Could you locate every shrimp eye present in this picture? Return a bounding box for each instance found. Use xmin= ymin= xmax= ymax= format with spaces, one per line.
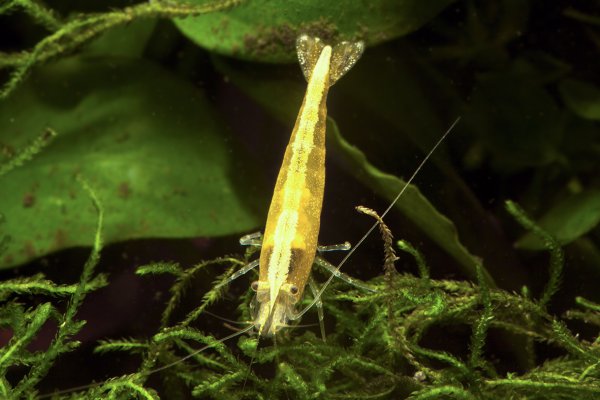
xmin=289 ymin=285 xmax=299 ymax=295
xmin=251 ymin=281 xmax=259 ymax=291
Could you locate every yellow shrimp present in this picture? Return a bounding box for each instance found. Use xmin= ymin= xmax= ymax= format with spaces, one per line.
xmin=249 ymin=34 xmax=364 ymax=336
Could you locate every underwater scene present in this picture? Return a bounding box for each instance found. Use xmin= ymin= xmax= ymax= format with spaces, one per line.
xmin=0 ymin=0 xmax=599 ymax=399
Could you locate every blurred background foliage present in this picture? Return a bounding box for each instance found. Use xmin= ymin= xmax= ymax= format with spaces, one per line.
xmin=0 ymin=0 xmax=599 ymax=398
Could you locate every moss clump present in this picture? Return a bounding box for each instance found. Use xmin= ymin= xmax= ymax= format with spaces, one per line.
xmin=2 ymin=198 xmax=598 ymax=399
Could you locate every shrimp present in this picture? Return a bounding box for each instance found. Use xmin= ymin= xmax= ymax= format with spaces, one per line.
xmin=236 ymin=34 xmax=365 ymax=337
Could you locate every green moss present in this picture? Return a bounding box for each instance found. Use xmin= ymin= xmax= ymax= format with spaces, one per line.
xmin=3 ymin=199 xmax=598 ymax=399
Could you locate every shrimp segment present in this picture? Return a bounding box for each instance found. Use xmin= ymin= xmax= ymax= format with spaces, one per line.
xmin=253 ymin=35 xmax=364 ymax=336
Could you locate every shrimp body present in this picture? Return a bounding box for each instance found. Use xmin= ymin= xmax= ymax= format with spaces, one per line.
xmin=253 ymin=36 xmax=364 ymax=336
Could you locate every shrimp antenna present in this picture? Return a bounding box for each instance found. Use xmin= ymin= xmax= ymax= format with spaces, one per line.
xmin=292 ymin=116 xmax=461 ymax=320
xmin=38 ymin=324 xmax=255 ymax=399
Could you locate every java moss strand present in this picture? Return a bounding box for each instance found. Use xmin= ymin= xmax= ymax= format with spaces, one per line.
xmin=576 ymin=296 xmax=600 ymax=312
xmin=0 ymin=128 xmax=56 ymax=178
xmin=0 ymin=0 xmax=61 ymax=31
xmin=409 ymin=385 xmax=477 ymax=400
xmin=469 ymin=263 xmax=493 ymax=370
xmin=505 ymin=200 xmax=564 ymax=309
xmin=397 ymin=240 xmax=430 ymax=281
xmin=0 ymin=273 xmax=107 ymax=299
xmin=486 ymin=378 xmax=600 ymax=395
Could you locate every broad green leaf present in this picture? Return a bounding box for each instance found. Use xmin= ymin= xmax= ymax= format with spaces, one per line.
xmin=559 ymin=78 xmax=600 ymax=121
xmin=212 ymin=56 xmax=490 ymax=284
xmin=516 ymin=190 xmax=600 ymax=250
xmin=173 ymin=0 xmax=456 ymax=62
xmin=0 ymin=56 xmax=263 ymax=269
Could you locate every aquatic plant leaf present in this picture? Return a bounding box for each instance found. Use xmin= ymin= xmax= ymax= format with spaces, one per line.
xmin=516 ymin=190 xmax=600 ymax=250
xmin=0 ymin=56 xmax=263 ymax=269
xmin=173 ymin=0 xmax=456 ymax=62
xmin=559 ymin=78 xmax=600 ymax=121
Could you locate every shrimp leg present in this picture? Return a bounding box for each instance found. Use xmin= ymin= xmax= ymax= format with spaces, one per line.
xmin=219 ymin=259 xmax=260 ymax=287
xmin=317 ymin=241 xmax=351 ymax=252
xmin=240 ymin=231 xmax=263 ymax=247
xmin=308 ymin=277 xmax=326 ymax=341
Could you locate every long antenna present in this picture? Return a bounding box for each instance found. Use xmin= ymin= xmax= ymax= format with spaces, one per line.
xmin=292 ymin=116 xmax=461 ymax=320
